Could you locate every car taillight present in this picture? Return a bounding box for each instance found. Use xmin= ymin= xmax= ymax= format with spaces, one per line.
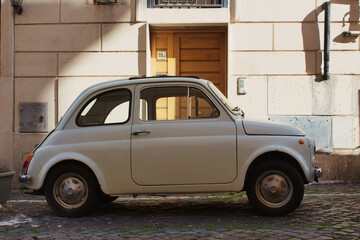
xmin=22 ymin=154 xmax=33 ymax=174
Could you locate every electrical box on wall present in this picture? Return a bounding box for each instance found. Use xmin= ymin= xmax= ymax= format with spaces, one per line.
xmin=237 ymin=77 xmax=246 ymax=95
xmin=19 ymin=102 xmax=48 ymax=133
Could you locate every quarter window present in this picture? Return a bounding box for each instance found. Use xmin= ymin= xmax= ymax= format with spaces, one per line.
xmin=139 ymin=86 xmax=219 ymax=121
xmin=77 ymin=89 xmax=131 ymax=126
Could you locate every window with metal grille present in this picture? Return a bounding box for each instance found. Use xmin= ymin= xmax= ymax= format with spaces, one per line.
xmin=148 ymin=0 xmax=227 ymax=8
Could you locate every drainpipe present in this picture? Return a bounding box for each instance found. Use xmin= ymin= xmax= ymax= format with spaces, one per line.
xmin=323 ymin=2 xmax=331 ymax=80
xmin=10 ymin=2 xmax=16 ymax=133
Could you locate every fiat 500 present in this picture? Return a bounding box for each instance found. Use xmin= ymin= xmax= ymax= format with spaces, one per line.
xmin=19 ymin=76 xmax=321 ymax=217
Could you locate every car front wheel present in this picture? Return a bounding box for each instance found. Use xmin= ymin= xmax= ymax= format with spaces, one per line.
xmin=246 ymin=161 xmax=304 ymax=216
xmin=44 ymin=164 xmax=99 ymax=217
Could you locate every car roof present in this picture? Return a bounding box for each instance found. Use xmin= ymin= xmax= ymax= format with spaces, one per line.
xmin=84 ymin=76 xmax=209 ymax=92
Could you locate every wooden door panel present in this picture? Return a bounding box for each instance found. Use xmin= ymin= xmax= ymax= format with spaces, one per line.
xmin=156 ymin=37 xmax=168 ymax=49
xmin=177 ymin=32 xmax=226 ymax=94
xmin=180 ymin=38 xmax=220 ymax=49
xmin=180 ymin=49 xmax=220 ymax=61
xmin=180 ymin=61 xmax=220 ymax=73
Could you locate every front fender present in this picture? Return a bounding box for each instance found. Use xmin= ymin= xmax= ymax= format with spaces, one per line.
xmin=237 ymin=137 xmax=312 ymax=189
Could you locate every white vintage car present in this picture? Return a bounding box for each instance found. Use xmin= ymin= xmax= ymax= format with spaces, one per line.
xmin=19 ymin=76 xmax=321 ymax=217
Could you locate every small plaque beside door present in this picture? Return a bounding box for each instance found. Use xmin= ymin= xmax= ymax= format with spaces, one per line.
xmin=157 ymin=51 xmax=167 ymax=60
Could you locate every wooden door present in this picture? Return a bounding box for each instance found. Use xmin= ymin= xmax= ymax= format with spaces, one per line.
xmin=151 ymin=30 xmax=227 ymax=95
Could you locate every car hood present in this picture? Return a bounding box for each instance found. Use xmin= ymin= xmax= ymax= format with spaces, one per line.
xmin=242 ymin=119 xmax=305 ymax=136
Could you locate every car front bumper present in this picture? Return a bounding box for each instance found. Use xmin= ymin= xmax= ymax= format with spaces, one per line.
xmin=314 ymin=167 xmax=322 ymax=182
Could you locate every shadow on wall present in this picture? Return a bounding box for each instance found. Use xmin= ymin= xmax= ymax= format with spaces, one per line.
xmin=302 ymin=0 xmax=359 ymax=82
xmin=14 ymin=0 xmax=147 ymax=120
xmin=358 ymin=89 xmax=360 ymax=150
xmin=12 ymin=0 xmax=146 ymax=187
xmin=57 ymin=0 xmax=146 ymax=79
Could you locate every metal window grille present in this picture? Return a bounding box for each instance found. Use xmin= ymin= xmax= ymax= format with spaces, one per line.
xmin=149 ymin=0 xmax=227 ymax=8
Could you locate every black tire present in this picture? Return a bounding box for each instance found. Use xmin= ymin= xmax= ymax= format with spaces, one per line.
xmin=246 ymin=160 xmax=304 ymax=216
xmin=44 ymin=164 xmax=99 ymax=217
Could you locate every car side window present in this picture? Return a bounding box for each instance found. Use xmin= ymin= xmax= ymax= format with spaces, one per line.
xmin=139 ymin=86 xmax=219 ymax=121
xmin=189 ymin=88 xmax=219 ymax=119
xmin=77 ymin=89 xmax=131 ymax=126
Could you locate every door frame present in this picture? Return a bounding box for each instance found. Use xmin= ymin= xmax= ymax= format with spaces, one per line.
xmin=150 ymin=28 xmax=228 ymax=96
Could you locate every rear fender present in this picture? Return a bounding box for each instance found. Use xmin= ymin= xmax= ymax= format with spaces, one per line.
xmin=34 ymin=152 xmax=107 ymax=192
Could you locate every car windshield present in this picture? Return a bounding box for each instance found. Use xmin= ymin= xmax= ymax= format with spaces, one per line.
xmin=208 ymin=82 xmax=243 ymax=117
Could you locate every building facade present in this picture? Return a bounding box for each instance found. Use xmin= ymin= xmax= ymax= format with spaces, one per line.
xmin=1 ymin=0 xmax=359 ymax=186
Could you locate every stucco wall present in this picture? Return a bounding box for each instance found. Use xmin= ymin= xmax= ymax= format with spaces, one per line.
xmin=228 ymin=0 xmax=360 ymax=153
xmin=1 ymin=0 xmax=359 ymax=182
xmin=2 ymin=0 xmax=146 ymax=180
xmin=0 ymin=0 xmax=14 ymax=172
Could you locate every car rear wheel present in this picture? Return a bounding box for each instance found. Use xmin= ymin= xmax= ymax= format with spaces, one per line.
xmin=45 ymin=164 xmax=99 ymax=217
xmin=246 ymin=160 xmax=304 ymax=216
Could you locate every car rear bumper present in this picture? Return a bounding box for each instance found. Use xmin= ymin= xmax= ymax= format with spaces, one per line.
xmin=19 ymin=174 xmax=32 ymax=184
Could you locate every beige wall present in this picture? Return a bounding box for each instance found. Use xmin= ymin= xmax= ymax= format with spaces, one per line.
xmin=228 ymin=0 xmax=360 ymax=152
xmin=0 ymin=1 xmax=14 ymax=171
xmin=1 ymin=0 xmax=145 ymax=180
xmin=1 ymin=0 xmax=360 ymax=181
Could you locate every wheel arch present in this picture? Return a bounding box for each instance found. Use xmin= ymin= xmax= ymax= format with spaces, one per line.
xmin=244 ymin=151 xmax=307 ymax=191
xmin=43 ymin=160 xmax=96 ymax=186
xmin=37 ymin=157 xmax=106 ymax=193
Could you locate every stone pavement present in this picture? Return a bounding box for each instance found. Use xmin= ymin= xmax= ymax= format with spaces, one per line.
xmin=0 ymin=181 xmax=359 ymax=239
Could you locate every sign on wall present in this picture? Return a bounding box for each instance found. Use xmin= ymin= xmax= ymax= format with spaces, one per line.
xmin=157 ymin=51 xmax=167 ymax=60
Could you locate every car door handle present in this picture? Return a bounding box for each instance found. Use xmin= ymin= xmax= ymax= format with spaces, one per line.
xmin=132 ymin=130 xmax=150 ymax=136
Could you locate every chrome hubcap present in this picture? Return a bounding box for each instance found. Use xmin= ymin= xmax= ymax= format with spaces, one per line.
xmin=54 ymin=174 xmax=88 ymax=209
xmin=255 ymin=170 xmax=293 ymax=208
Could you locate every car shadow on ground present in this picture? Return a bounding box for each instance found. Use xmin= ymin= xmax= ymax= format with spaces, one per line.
xmin=97 ymin=198 xmax=252 ymax=215
xmin=87 ymin=198 xmax=284 ymax=226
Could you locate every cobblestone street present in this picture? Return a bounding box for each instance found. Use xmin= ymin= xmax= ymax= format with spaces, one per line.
xmin=0 ymin=182 xmax=359 ymax=239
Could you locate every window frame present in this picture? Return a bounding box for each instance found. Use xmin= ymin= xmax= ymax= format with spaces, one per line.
xmin=138 ymin=85 xmax=220 ymax=122
xmin=76 ymin=88 xmax=132 ymax=127
xmin=147 ymin=0 xmax=227 ymax=8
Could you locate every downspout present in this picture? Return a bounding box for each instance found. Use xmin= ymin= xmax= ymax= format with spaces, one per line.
xmin=323 ymin=2 xmax=331 ymax=80
xmin=11 ymin=4 xmax=15 ymax=133
xmin=11 ymin=3 xmax=16 ymax=172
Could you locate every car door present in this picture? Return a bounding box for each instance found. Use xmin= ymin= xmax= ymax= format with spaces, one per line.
xmin=131 ymin=83 xmax=237 ymax=186
xmin=70 ymin=87 xmax=133 ymax=193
